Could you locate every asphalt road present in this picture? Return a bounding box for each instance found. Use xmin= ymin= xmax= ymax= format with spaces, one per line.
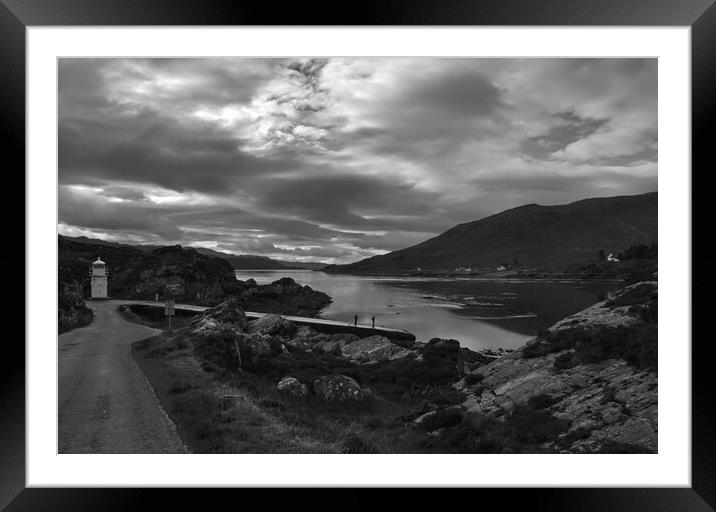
xmin=58 ymin=300 xmax=186 ymax=453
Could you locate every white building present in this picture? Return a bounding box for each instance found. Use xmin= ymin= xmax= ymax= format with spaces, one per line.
xmin=607 ymin=253 xmax=620 ymax=262
xmin=90 ymin=257 xmax=108 ymax=299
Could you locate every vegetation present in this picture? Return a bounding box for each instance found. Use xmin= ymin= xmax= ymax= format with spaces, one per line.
xmin=118 ymin=304 xmax=198 ymax=330
xmin=523 ymin=324 xmax=657 ymax=372
xmin=58 ymin=280 xmax=94 ymax=333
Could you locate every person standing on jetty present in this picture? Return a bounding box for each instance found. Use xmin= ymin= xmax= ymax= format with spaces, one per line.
xmin=371 ymin=315 xmax=376 ymax=328
xmin=354 ymin=314 xmax=358 ymax=326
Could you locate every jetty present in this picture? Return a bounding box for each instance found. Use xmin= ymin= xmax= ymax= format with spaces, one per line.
xmin=123 ymin=300 xmax=416 ymax=342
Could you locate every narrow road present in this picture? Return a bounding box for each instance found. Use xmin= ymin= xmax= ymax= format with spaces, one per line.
xmin=58 ymin=300 xmax=186 ymax=453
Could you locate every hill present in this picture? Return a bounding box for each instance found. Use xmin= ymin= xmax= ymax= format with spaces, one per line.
xmin=57 ymin=236 xmax=332 ymax=331
xmin=58 ymin=235 xmax=242 ymax=304
xmin=192 ymin=248 xmax=326 ymax=270
xmin=325 ymin=192 xmax=657 ymax=274
xmin=59 ymin=236 xmax=326 ymax=270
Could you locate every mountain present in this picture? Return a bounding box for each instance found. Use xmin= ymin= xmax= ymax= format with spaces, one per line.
xmin=58 ymin=236 xmax=326 ymax=270
xmin=325 ymin=192 xmax=657 ymax=274
xmin=192 ymin=248 xmax=327 ymax=270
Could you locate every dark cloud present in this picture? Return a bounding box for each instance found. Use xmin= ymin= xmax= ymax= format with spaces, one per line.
xmin=58 ymin=58 xmax=657 ymax=264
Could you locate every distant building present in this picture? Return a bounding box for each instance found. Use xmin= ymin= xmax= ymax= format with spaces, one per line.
xmin=90 ymin=257 xmax=108 ymax=299
xmin=496 ymin=264 xmax=507 ymax=271
xmin=607 ymin=253 xmax=620 ymax=262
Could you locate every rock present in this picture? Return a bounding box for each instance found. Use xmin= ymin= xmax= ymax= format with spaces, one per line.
xmin=202 ymin=298 xmax=248 ymax=329
xmin=237 ymin=277 xmax=332 ymax=317
xmin=458 ymin=283 xmax=658 ymax=453
xmin=276 ymin=377 xmax=309 ymax=398
xmin=237 ymin=333 xmax=274 ymax=358
xmin=313 ymin=375 xmax=366 ymax=402
xmin=247 ymin=314 xmax=297 ymax=337
xmin=184 ymin=298 xmax=248 ymax=336
xmin=338 ymin=335 xmax=413 ymax=364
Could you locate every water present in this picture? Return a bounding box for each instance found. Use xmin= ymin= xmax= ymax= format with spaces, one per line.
xmin=235 ymin=270 xmax=621 ymax=351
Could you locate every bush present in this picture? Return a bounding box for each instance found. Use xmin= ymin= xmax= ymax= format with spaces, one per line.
xmin=527 ymin=393 xmax=555 ymax=410
xmin=502 ymin=405 xmax=571 ymax=444
xmin=553 ymin=351 xmax=578 ymax=371
xmin=419 ymin=409 xmax=464 ymax=432
xmin=337 ymin=431 xmax=376 ymax=453
xmin=430 ymin=388 xmax=466 ymax=407
xmin=463 ymin=373 xmax=485 ymax=386
xmin=523 ymin=323 xmax=657 ymax=372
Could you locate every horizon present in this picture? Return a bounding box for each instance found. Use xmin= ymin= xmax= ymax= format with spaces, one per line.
xmin=58 ymin=58 xmax=657 ymax=264
xmin=60 ymin=189 xmax=657 ymax=265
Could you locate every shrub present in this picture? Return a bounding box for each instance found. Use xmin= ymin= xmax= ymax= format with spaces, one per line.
xmin=463 ymin=373 xmax=485 ymax=386
xmin=557 ymin=427 xmax=593 ymax=449
xmin=430 ymin=388 xmax=466 ymax=407
xmin=419 ymin=409 xmax=464 ymax=432
xmin=337 ymin=431 xmax=376 ymax=453
xmin=527 ymin=393 xmax=555 ymax=410
xmin=502 ymin=405 xmax=571 ymax=444
xmin=605 ymin=283 xmax=656 ymax=308
xmin=523 ymin=324 xmax=657 ymax=372
xmin=553 ymin=351 xmax=578 ymax=371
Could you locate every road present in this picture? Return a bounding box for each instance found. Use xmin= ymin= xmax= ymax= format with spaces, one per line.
xmin=58 ymin=300 xmax=186 ymax=453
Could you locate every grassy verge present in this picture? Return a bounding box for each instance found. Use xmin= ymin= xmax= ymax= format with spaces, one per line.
xmin=118 ymin=304 xmax=197 ymax=331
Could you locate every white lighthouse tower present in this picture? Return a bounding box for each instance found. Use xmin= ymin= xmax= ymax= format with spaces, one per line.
xmin=90 ymin=257 xmax=108 ymax=299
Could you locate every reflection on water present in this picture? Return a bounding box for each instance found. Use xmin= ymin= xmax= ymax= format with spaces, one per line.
xmin=235 ymin=270 xmax=621 ymax=351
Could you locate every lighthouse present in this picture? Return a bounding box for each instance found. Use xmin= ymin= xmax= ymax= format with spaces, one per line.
xmin=89 ymin=257 xmax=108 ymax=299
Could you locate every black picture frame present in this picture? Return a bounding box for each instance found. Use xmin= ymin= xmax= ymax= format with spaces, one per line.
xmin=3 ymin=0 xmax=712 ymax=509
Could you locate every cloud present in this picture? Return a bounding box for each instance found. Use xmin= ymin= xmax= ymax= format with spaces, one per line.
xmin=58 ymin=57 xmax=657 ymax=264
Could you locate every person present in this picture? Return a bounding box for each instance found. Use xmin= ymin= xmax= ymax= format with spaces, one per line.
xmin=371 ymin=315 xmax=375 ymax=328
xmin=354 ymin=314 xmax=358 ymax=326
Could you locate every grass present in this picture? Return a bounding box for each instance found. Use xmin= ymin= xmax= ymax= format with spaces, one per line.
xmin=118 ymin=304 xmax=197 ymax=330
xmin=417 ymin=397 xmax=572 ymax=453
xmin=524 ymin=324 xmax=657 ymax=373
xmin=128 ymin=305 xmax=649 ymax=453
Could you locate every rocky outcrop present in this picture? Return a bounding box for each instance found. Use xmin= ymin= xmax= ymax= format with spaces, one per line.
xmin=313 ymin=375 xmax=367 ymax=402
xmin=308 ymin=334 xmax=414 ymax=364
xmin=235 ymin=277 xmax=332 ymax=317
xmin=458 ymin=282 xmax=658 ymax=453
xmin=185 ymin=298 xmax=248 ymax=337
xmin=247 ymin=314 xmax=298 ymax=337
xmin=277 ymin=377 xmax=309 ymax=398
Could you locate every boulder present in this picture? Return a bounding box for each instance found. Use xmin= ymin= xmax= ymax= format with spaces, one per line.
xmin=338 ymin=335 xmax=413 ymax=364
xmin=184 ymin=298 xmax=248 ymax=336
xmin=203 ymin=298 xmax=249 ymax=330
xmin=247 ymin=314 xmax=297 ymax=337
xmin=236 ymin=333 xmax=275 ymax=358
xmin=276 ymin=376 xmax=309 ymax=398
xmin=313 ymin=375 xmax=366 ymax=402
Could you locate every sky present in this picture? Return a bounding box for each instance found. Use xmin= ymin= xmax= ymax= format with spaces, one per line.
xmin=58 ymin=58 xmax=657 ymax=264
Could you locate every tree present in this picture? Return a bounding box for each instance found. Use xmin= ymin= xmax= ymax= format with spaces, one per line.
xmin=598 ymin=249 xmax=606 ymax=261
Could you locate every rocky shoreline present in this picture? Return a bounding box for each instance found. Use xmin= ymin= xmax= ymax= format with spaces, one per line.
xmin=129 ymin=279 xmax=657 ymax=453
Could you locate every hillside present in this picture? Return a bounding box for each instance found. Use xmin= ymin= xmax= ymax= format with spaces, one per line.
xmin=58 ymin=235 xmax=242 ymax=304
xmin=130 ymin=280 xmax=657 ymax=453
xmin=193 ymin=248 xmax=326 ymax=270
xmin=60 ymin=236 xmax=326 ymax=270
xmin=325 ymin=192 xmax=657 ymax=274
xmin=58 ymin=235 xmax=332 ymax=323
